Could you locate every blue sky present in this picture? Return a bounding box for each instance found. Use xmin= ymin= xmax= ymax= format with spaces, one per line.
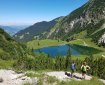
xmin=0 ymin=0 xmax=88 ymax=25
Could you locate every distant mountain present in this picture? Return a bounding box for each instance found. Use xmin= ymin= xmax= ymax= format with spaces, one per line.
xmin=38 ymin=0 xmax=105 ymax=46
xmin=13 ymin=17 xmax=63 ymax=42
xmin=0 ymin=25 xmax=29 ymax=36
xmin=14 ymin=0 xmax=105 ymax=46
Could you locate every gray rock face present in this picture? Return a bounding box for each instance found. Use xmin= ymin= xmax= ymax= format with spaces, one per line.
xmin=0 ymin=70 xmax=38 ymax=85
xmin=99 ymin=33 xmax=105 ymax=44
xmin=43 ymin=0 xmax=105 ymax=44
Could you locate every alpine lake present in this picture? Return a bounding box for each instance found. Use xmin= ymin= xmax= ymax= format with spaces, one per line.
xmin=34 ymin=44 xmax=102 ymax=57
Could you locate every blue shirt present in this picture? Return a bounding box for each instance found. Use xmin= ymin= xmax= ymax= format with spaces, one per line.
xmin=71 ymin=63 xmax=75 ymax=70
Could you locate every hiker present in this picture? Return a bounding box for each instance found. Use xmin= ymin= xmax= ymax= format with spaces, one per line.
xmin=81 ymin=62 xmax=90 ymax=79
xmin=70 ymin=61 xmax=76 ymax=77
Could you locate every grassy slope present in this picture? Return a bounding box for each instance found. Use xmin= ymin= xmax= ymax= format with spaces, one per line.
xmin=0 ymin=28 xmax=34 ymax=69
xmin=0 ymin=49 xmax=4 ymax=54
xmin=27 ymin=39 xmax=67 ymax=49
xmin=0 ymin=59 xmax=14 ymax=69
xmin=58 ymin=78 xmax=103 ymax=85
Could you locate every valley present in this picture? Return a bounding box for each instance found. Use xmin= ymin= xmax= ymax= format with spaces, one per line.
xmin=0 ymin=0 xmax=105 ymax=85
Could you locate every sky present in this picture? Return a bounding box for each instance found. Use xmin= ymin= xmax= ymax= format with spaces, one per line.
xmin=0 ymin=0 xmax=88 ymax=26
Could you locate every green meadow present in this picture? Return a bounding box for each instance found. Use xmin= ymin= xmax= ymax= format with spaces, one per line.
xmin=27 ymin=38 xmax=105 ymax=59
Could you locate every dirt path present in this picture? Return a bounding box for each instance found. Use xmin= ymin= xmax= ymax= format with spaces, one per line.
xmin=46 ymin=71 xmax=92 ymax=81
xmin=46 ymin=71 xmax=105 ymax=84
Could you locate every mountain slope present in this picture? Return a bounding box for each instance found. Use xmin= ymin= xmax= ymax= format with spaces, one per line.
xmin=0 ymin=28 xmax=29 ymax=60
xmin=40 ymin=0 xmax=105 ymax=46
xmin=13 ymin=0 xmax=105 ymax=46
xmin=13 ymin=18 xmax=62 ymax=42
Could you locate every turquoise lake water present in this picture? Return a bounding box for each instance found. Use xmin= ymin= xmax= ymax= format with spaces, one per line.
xmin=35 ymin=44 xmax=80 ymax=57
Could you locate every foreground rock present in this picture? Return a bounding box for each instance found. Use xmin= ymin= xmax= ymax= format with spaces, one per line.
xmin=0 ymin=70 xmax=105 ymax=85
xmin=0 ymin=70 xmax=38 ymax=85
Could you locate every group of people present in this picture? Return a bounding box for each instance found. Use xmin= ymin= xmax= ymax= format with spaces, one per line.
xmin=70 ymin=61 xmax=90 ymax=79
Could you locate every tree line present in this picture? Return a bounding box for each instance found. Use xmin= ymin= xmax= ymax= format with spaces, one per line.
xmin=14 ymin=52 xmax=105 ymax=80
